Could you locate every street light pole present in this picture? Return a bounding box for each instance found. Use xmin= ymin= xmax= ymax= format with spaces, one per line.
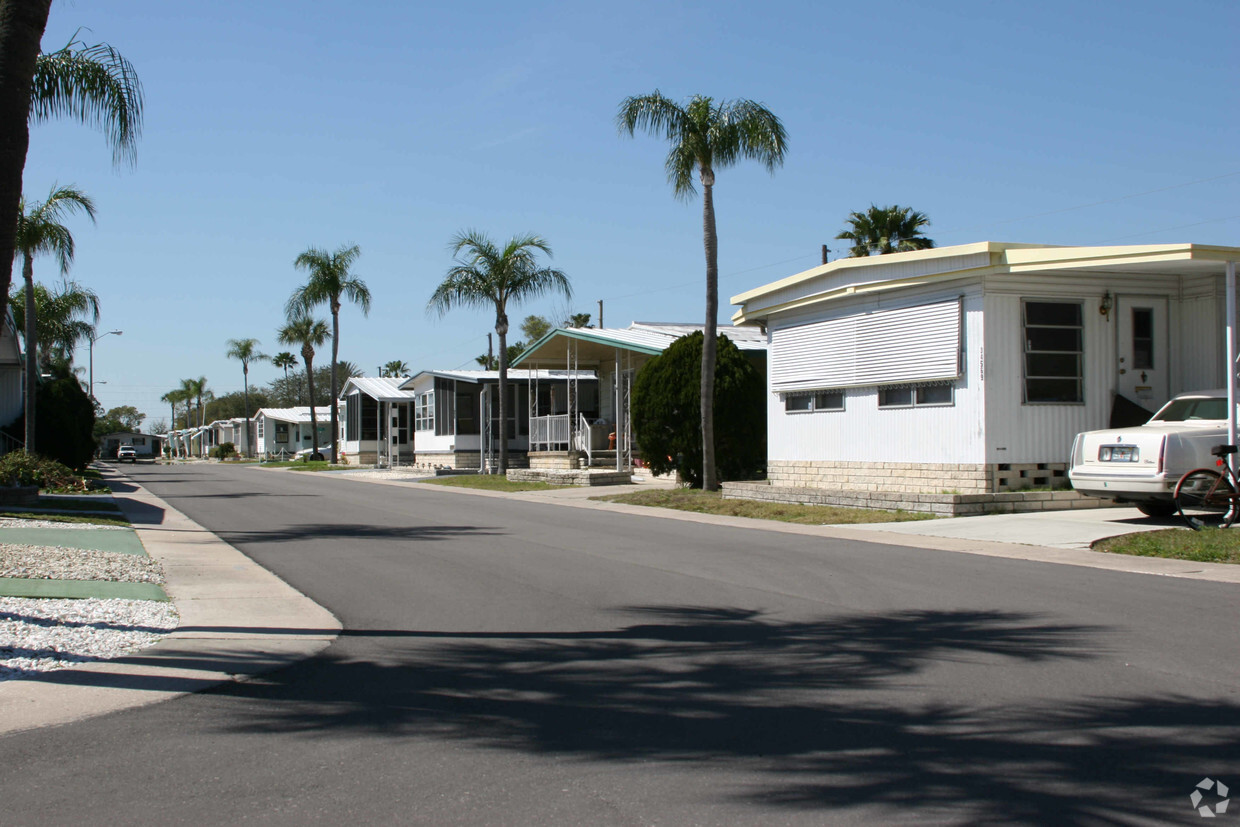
xmin=89 ymin=329 xmax=123 ymax=399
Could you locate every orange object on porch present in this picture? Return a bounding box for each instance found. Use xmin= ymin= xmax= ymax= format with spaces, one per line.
xmin=608 ymin=432 xmax=616 ymax=450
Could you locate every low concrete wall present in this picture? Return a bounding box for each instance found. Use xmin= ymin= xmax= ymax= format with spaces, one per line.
xmin=413 ymin=452 xmax=530 ymax=471
xmin=508 ymin=469 xmax=632 ymax=486
xmin=766 ymin=460 xmax=1071 ymax=494
xmin=528 ymin=451 xmax=583 ymax=470
xmin=722 ymin=481 xmax=1115 ymax=516
xmin=0 ymin=485 xmax=38 ymax=506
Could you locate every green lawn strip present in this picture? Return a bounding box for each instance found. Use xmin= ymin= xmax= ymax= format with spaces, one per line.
xmin=420 ymin=475 xmax=561 ymax=492
xmin=24 ymin=496 xmax=122 ymax=513
xmin=593 ymin=489 xmax=936 ymax=524
xmin=0 ymin=512 xmax=130 ymax=527
xmin=0 ymin=577 xmax=167 ymax=601
xmin=0 ymin=526 xmax=147 ymax=555
xmin=1092 ymin=528 xmax=1240 ymax=564
xmin=260 ymin=461 xmax=351 ymax=471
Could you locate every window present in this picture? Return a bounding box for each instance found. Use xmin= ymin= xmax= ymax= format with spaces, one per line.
xmin=878 ymin=383 xmax=954 ymax=408
xmin=275 ymin=422 xmax=289 ymax=444
xmin=1023 ymin=300 xmax=1083 ymax=403
xmin=784 ymin=390 xmax=845 ymax=413
xmin=415 ymin=391 xmax=435 ymax=431
xmin=257 ymin=418 xmax=264 ymax=440
xmin=1132 ymin=307 xmax=1154 ymax=370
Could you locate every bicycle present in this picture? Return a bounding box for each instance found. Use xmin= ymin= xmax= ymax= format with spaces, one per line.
xmin=1173 ymin=444 xmax=1240 ymax=529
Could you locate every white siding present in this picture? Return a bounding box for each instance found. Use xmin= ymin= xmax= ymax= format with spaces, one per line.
xmin=767 ymin=288 xmax=986 ymax=464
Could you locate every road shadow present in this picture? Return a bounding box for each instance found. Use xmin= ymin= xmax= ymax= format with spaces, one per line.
xmin=190 ymin=605 xmax=1236 ymax=821
xmin=218 ymin=523 xmax=502 ymax=544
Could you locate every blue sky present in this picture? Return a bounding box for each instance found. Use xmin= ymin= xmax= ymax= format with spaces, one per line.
xmin=21 ymin=0 xmax=1239 ymax=425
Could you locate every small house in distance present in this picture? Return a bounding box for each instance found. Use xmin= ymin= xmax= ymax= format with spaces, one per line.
xmin=253 ymin=406 xmax=338 ymax=458
xmin=338 ymin=376 xmax=418 ymax=466
xmin=728 ymin=241 xmax=1240 ymax=510
xmin=399 ymin=369 xmax=596 ymax=471
xmin=98 ymin=431 xmax=163 ymax=458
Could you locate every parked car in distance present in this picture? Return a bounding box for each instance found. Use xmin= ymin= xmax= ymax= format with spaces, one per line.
xmin=1068 ymin=389 xmax=1231 ymax=517
xmin=117 ymin=445 xmax=138 ymax=463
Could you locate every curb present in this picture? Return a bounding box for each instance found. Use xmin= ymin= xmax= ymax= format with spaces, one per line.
xmin=0 ymin=470 xmax=341 ymax=736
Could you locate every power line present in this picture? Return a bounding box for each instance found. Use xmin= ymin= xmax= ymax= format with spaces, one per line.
xmin=1099 ymin=214 xmax=1240 ymax=243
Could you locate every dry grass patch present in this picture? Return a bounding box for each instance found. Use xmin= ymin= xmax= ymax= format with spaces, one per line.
xmin=1093 ymin=528 xmax=1240 ymax=564
xmin=594 ymin=488 xmax=936 ymax=524
xmin=421 ymin=475 xmax=560 ymax=492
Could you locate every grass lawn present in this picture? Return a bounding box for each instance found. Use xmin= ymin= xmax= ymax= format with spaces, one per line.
xmin=594 ymin=488 xmax=936 ymax=524
xmin=1093 ymin=528 xmax=1240 ymax=564
xmin=261 ymin=461 xmax=351 ymax=471
xmin=421 ymin=474 xmax=560 ymax=492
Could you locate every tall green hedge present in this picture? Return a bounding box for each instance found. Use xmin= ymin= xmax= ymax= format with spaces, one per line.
xmin=35 ymin=373 xmax=97 ymax=471
xmin=632 ymin=331 xmax=765 ymax=488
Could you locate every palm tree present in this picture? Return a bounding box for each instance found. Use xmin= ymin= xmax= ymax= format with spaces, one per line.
xmin=160 ymin=387 xmax=190 ymax=456
xmin=272 ymin=351 xmax=296 ymax=380
xmin=287 ymin=244 xmax=370 ymax=463
xmin=14 ymin=184 xmax=96 ymax=452
xmin=835 ymin=205 xmax=934 ymax=257
xmin=277 ymin=311 xmax=329 ymax=460
xmin=226 ymin=338 xmax=267 ymax=458
xmin=382 ymin=360 xmax=409 ymax=378
xmin=1 ymin=26 xmax=143 ymax=321
xmin=618 ymin=91 xmax=787 ymax=489
xmin=565 ymin=312 xmax=592 ymax=328
xmin=10 ymin=278 xmax=100 ymax=368
xmin=181 ymin=376 xmax=211 ymax=455
xmin=429 ymin=231 xmax=571 ymax=474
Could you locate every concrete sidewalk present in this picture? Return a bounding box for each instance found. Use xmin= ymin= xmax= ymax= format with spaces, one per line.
xmin=0 ymin=470 xmax=340 ymax=736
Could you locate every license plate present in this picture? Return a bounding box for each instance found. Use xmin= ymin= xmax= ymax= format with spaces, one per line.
xmin=1099 ymin=445 xmax=1138 ymax=462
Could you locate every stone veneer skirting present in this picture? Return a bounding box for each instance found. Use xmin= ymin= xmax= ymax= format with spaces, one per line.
xmin=507 ymin=468 xmax=633 ymax=486
xmin=722 ymin=480 xmax=1114 ymax=517
xmin=767 ymin=460 xmax=1070 ymax=494
xmin=412 ymin=451 xmax=529 ymax=471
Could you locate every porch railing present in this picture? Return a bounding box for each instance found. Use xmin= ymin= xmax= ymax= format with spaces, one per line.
xmin=530 ymin=413 xmax=571 ymax=451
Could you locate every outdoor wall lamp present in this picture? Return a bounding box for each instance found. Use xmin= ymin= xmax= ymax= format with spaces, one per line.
xmin=1099 ymin=290 xmax=1113 ymax=320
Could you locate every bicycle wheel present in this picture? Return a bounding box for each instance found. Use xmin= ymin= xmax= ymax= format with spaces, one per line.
xmin=1174 ymin=469 xmax=1237 ymax=530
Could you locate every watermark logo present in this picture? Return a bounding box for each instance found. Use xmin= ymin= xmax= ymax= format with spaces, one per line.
xmin=1190 ymin=778 xmax=1230 ymax=818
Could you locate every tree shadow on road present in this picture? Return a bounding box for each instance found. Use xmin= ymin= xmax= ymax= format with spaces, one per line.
xmin=217 ymin=523 xmax=502 ymax=544
xmin=202 ymin=605 xmax=1235 ymax=821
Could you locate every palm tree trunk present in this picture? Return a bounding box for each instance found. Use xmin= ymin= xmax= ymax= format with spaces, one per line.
xmin=242 ymin=365 xmax=251 ymax=458
xmin=304 ymin=350 xmax=319 ymax=459
xmin=700 ymin=172 xmax=719 ymax=491
xmin=329 ymin=308 xmax=339 ymax=463
xmin=21 ymin=253 xmax=35 ymax=452
xmin=497 ymin=321 xmax=509 ymax=474
xmin=0 ymin=0 xmax=52 ymax=320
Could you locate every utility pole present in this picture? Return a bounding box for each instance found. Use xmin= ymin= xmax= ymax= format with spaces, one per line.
xmin=598 ymin=299 xmax=604 ymax=330
xmin=821 ymin=244 xmax=831 ymax=265
xmin=486 ymin=333 xmax=493 ymax=369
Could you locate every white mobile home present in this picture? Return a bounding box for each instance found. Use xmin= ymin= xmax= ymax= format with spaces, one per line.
xmin=339 ymin=376 xmax=418 ymax=466
xmin=730 ymin=241 xmax=1240 ymax=495
xmin=253 ymin=406 xmax=338 ymax=458
xmin=209 ymin=417 xmax=257 ymax=456
xmin=400 ymin=369 xmax=595 ymax=471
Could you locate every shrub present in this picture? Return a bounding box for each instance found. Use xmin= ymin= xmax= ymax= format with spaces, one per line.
xmin=211 ymin=442 xmax=237 ymax=460
xmin=632 ymin=331 xmax=765 ymax=488
xmin=35 ymin=372 xmax=97 ymax=471
xmin=0 ymin=452 xmax=87 ymax=491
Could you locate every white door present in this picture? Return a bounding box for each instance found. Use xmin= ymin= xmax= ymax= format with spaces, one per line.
xmin=1115 ymin=296 xmax=1169 ymax=413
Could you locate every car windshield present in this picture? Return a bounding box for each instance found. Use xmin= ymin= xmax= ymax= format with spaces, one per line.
xmin=1150 ymin=397 xmax=1227 ymax=422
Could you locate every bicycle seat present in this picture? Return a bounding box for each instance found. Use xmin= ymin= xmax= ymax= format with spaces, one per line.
xmin=1211 ymin=444 xmax=1238 ymax=457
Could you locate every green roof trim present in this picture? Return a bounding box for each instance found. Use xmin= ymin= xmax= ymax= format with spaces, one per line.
xmin=512 ymin=328 xmax=663 ymax=366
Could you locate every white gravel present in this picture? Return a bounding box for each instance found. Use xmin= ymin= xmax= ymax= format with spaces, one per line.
xmin=0 ymin=597 xmax=178 ymax=682
xmin=0 ymin=543 xmax=164 ymax=584
xmin=0 ymin=517 xmax=177 ymax=682
xmin=0 ymin=517 xmax=127 ymax=530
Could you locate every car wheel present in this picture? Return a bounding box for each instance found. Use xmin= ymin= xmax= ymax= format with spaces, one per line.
xmin=1135 ymin=500 xmax=1177 ymax=518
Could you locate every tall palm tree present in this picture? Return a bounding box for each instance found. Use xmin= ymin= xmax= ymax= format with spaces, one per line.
xmin=277 ymin=311 xmax=329 ymax=460
xmin=1 ymin=24 xmax=143 ymax=320
xmin=181 ymin=376 xmax=211 ymax=455
xmin=271 ymin=351 xmax=298 ymax=406
xmin=618 ymin=91 xmax=787 ymax=489
xmin=429 ymin=231 xmax=571 ymax=474
xmin=835 ymin=205 xmax=934 ymax=257
xmin=10 ymin=278 xmax=99 ymax=368
xmin=287 ymin=244 xmax=370 ymax=463
xmin=226 ymin=338 xmax=267 ymax=458
xmin=382 ymin=360 xmax=409 ymax=378
xmin=160 ymin=387 xmax=190 ymax=456
xmin=14 ymin=184 xmax=96 ymax=452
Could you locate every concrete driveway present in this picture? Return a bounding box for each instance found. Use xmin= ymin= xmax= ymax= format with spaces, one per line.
xmin=841 ymin=504 xmax=1179 ymax=550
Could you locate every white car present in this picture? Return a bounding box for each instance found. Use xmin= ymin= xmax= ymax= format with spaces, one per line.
xmin=1068 ymin=390 xmax=1231 ymax=517
xmin=117 ymin=445 xmax=138 ymax=463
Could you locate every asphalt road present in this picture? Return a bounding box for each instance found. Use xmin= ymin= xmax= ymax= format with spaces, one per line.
xmin=2 ymin=463 xmax=1237 ymax=825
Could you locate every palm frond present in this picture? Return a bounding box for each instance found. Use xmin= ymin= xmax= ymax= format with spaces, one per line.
xmin=31 ymin=40 xmax=144 ymax=167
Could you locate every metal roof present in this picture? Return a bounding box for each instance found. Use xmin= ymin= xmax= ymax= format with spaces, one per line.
xmin=400 ymin=369 xmax=595 ymax=388
xmin=341 ymin=376 xmax=418 ymax=403
xmin=513 ymin=321 xmax=767 ymax=367
xmin=254 ymin=405 xmax=340 ymax=424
